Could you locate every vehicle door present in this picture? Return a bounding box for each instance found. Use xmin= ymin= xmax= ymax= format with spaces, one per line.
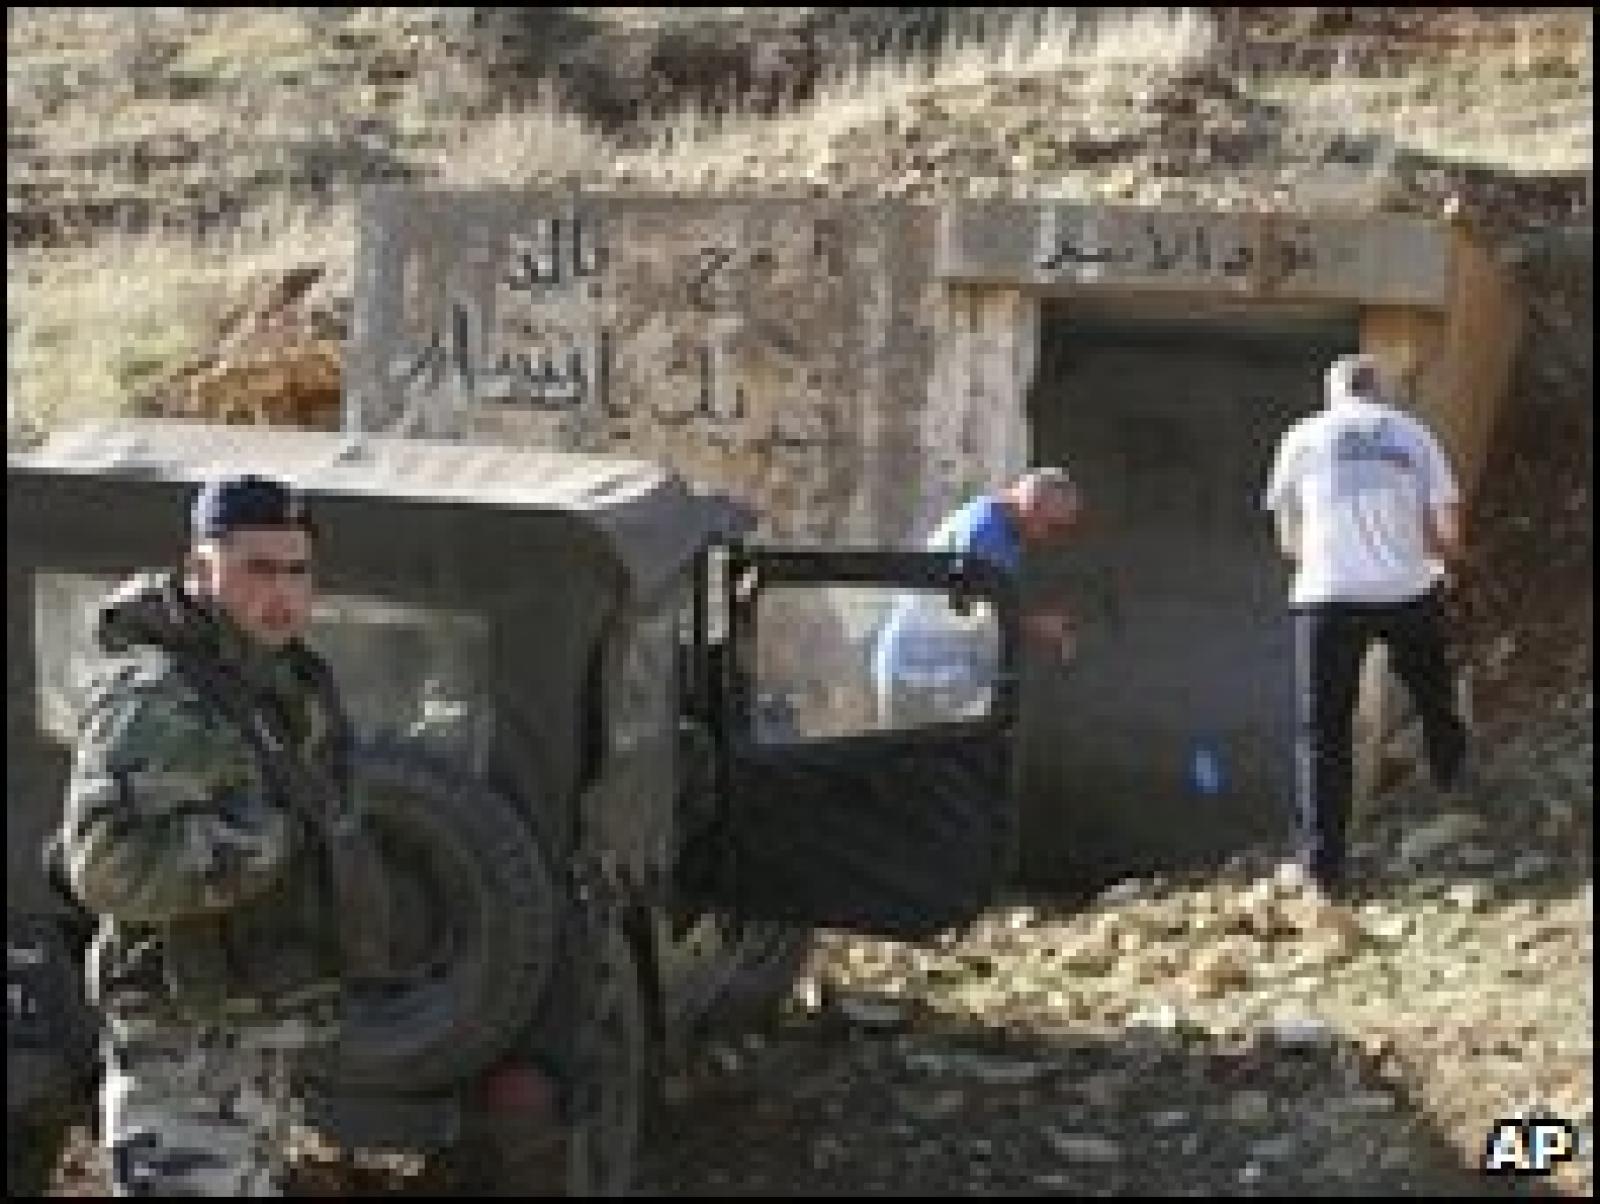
xmin=708 ymin=547 xmax=1021 ymax=941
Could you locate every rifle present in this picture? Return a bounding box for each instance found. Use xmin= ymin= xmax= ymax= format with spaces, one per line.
xmin=161 ymin=642 xmax=395 ymax=981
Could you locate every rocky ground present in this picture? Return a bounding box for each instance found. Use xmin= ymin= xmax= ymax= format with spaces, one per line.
xmin=632 ymin=687 xmax=1592 ymax=1197
xmin=43 ymin=685 xmax=1591 ymax=1196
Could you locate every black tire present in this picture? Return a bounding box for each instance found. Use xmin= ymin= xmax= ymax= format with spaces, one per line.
xmin=7 ymin=914 xmax=99 ymax=1108
xmin=443 ymin=1109 xmax=567 ymax=1197
xmin=447 ymin=923 xmax=648 ymax=1197
xmin=689 ymin=704 xmax=815 ymax=1039
xmin=329 ymin=748 xmax=559 ymax=1095
xmin=565 ymin=922 xmax=649 ymax=1197
xmin=7 ymin=914 xmax=97 ymax=1197
xmin=6 ymin=1116 xmax=73 ymax=1198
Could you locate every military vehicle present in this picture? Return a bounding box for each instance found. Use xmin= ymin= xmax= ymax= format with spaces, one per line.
xmin=8 ymin=420 xmax=1020 ymax=1194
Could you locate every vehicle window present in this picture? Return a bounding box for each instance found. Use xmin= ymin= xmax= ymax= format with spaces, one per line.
xmin=34 ymin=572 xmax=494 ymax=775
xmin=752 ymin=583 xmax=1001 ymax=743
xmin=34 ymin=572 xmax=113 ymax=745
xmin=313 ymin=594 xmax=494 ymax=775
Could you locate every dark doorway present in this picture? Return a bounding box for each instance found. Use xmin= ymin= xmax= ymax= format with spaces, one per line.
xmin=1018 ymin=300 xmax=1360 ymax=889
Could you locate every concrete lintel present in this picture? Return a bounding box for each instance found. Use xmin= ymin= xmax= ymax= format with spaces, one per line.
xmin=937 ymin=201 xmax=1452 ymax=307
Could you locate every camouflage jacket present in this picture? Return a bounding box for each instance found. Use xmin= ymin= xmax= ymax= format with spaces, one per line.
xmin=55 ymin=571 xmax=352 ymax=1028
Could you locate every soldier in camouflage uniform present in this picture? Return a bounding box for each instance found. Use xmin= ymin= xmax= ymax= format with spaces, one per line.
xmin=52 ymin=476 xmax=384 ymax=1196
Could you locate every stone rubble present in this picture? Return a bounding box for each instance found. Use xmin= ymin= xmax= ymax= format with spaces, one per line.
xmin=637 ymin=685 xmax=1590 ymax=1196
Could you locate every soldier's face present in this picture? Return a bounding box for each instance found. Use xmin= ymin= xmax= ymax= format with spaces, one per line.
xmin=192 ymin=528 xmax=315 ymax=648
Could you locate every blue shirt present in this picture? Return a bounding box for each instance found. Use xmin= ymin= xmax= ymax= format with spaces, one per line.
xmin=871 ymin=495 xmax=1016 ymax=701
xmin=923 ymin=495 xmax=1021 ymax=574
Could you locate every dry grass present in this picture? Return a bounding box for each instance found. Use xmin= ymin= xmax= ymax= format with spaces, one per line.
xmin=435 ymin=96 xmax=607 ymax=190
xmin=442 ymin=8 xmax=1217 ymax=189
xmin=436 ymin=7 xmax=1591 ymax=193
xmin=7 ymin=205 xmax=355 ymax=448
xmin=1257 ymin=38 xmax=1593 ymax=176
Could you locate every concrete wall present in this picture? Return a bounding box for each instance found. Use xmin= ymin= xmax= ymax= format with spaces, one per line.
xmin=349 ymin=194 xmax=1513 ymax=551
xmin=920 ymin=286 xmax=1038 ymax=529
xmin=1360 ymin=222 xmax=1524 ymax=499
xmin=350 ymin=193 xmax=951 ymax=548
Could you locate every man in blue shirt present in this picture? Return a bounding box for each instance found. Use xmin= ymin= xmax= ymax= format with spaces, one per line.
xmin=873 ymin=468 xmax=1081 ymax=726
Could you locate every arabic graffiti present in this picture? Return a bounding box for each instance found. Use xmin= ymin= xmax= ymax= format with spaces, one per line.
xmin=644 ymin=337 xmax=747 ymax=429
xmin=482 ymin=346 xmax=588 ymax=409
xmin=504 ymin=214 xmax=605 ymax=291
xmin=390 ymin=300 xmax=620 ymax=414
xmin=936 ymin=202 xmax=1450 ymax=300
xmin=1140 ymin=219 xmax=1255 ymax=276
xmin=384 ymin=213 xmax=830 ymax=435
xmin=697 ymin=343 xmax=744 ymax=423
xmin=684 ymin=224 xmax=836 ymax=312
xmin=813 ymin=217 xmax=845 ymax=277
xmin=391 ymin=311 xmax=756 ymax=432
xmin=1270 ymin=234 xmax=1317 ymax=278
xmin=1036 ymin=210 xmax=1257 ymax=279
xmin=1270 ymin=220 xmax=1360 ymax=281
xmin=1031 ymin=208 xmax=1383 ymax=288
xmin=688 ymin=246 xmax=737 ymax=311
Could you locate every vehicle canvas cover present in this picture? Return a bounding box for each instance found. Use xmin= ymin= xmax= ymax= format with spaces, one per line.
xmin=7 ymin=420 xmax=748 ymax=912
xmin=9 ymin=420 xmax=749 ymax=597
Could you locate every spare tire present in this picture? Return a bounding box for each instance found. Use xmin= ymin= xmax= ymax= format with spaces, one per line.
xmin=329 ymin=747 xmax=559 ymax=1094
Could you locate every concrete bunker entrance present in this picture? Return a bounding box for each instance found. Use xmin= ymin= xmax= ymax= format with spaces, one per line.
xmin=1017 ymin=298 xmax=1361 ymax=889
xmin=339 ymin=193 xmax=1513 ymax=895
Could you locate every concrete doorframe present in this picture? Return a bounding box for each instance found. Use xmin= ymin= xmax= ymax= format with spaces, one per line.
xmin=917 ymin=286 xmax=1039 ymax=538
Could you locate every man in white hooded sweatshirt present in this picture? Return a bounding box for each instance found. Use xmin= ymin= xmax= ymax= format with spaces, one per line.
xmin=1263 ymin=353 xmax=1471 ymax=898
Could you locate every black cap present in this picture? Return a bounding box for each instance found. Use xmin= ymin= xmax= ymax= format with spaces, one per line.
xmin=190 ymin=475 xmax=314 ymax=541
